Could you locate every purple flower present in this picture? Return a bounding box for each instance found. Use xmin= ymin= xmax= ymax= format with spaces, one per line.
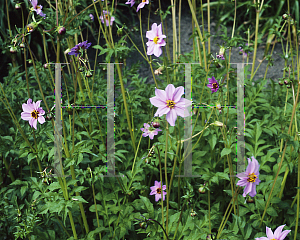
xmin=150 ymin=181 xmax=167 ymax=202
xmin=207 ymin=76 xmax=219 ymax=93
xmin=140 ymin=123 xmax=162 ymax=140
xmin=89 ymin=14 xmax=94 ymax=21
xmin=236 ymin=156 xmax=261 ymax=197
xmin=137 ymin=0 xmax=149 ymax=12
xmin=255 ymin=225 xmax=291 ymax=240
xmin=99 ymin=10 xmax=115 ymax=26
xmin=216 ymin=46 xmax=225 ymax=60
xmin=149 ymin=84 xmax=192 ymax=127
xmin=146 ymin=23 xmax=166 ymax=58
xmin=30 ymin=0 xmax=46 ymax=18
xmin=68 ymin=40 xmax=92 ymax=57
xmin=21 ymin=98 xmax=45 ymax=130
xmin=125 ymin=0 xmax=135 ymax=7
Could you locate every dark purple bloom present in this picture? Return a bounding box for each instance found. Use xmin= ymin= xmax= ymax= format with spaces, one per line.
xmin=68 ymin=40 xmax=92 ymax=57
xmin=207 ymin=76 xmax=219 ymax=93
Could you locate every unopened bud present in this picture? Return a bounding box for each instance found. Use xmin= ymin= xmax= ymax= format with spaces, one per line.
xmin=85 ymin=70 xmax=92 ymax=78
xmin=10 ymin=46 xmax=18 ymax=53
xmin=19 ymin=43 xmax=25 ymax=48
xmin=57 ymin=26 xmax=66 ymax=35
xmin=213 ymin=121 xmax=225 ymax=127
xmin=284 ymin=78 xmax=289 ymax=85
xmin=282 ymin=13 xmax=289 ymax=20
xmin=15 ymin=3 xmax=21 ymax=9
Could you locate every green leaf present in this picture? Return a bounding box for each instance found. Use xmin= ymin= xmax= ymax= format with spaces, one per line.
xmin=20 ymin=185 xmax=27 ymax=197
xmin=208 ymin=134 xmax=217 ymax=150
xmin=28 ymin=153 xmax=36 ymax=164
xmin=266 ymin=206 xmax=278 ymax=216
xmin=139 ymin=195 xmax=154 ymax=218
xmin=48 ymin=182 xmax=61 ymax=192
xmin=221 ymin=148 xmax=231 ymax=158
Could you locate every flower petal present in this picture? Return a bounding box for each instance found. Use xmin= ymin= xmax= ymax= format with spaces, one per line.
xmin=21 ymin=112 xmax=32 ymax=121
xmin=154 ymin=45 xmax=162 ymax=57
xmin=266 ymin=227 xmax=275 ymax=239
xmin=166 ymin=109 xmax=177 ymax=126
xmin=154 ymin=88 xmax=167 ymax=102
xmin=38 ymin=116 xmax=45 ymax=124
xmin=278 ymin=230 xmax=291 ymax=240
xmin=165 ymin=84 xmax=175 ymax=100
xmin=172 ymin=86 xmax=184 ymax=102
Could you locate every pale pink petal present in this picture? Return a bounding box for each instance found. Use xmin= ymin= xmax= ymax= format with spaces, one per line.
xmin=157 ymin=24 xmax=163 ymax=36
xmin=22 ymin=103 xmax=34 ymax=113
xmin=158 ymin=39 xmax=166 ymax=46
xmin=266 ymin=227 xmax=275 ymax=239
xmin=155 ymin=106 xmax=170 ymax=117
xmin=273 ymin=225 xmax=285 ymax=238
xmin=148 ymin=132 xmax=154 ymax=140
xmin=278 ymin=230 xmax=291 ymax=240
xmin=155 ymin=193 xmax=160 ymax=202
xmin=150 ymin=96 xmax=166 ymax=108
xmin=236 ymin=172 xmax=247 ymax=178
xmin=173 ymin=86 xmax=184 ymax=102
xmin=147 ymin=42 xmax=155 ymax=55
xmin=34 ymin=100 xmax=42 ymax=110
xmin=162 ymin=185 xmax=166 ymax=190
xmin=21 ymin=112 xmax=32 ymax=120
xmin=154 ymin=181 xmax=160 ymax=187
xmin=166 ymin=109 xmax=177 ymax=126
xmin=154 ymin=88 xmax=167 ymax=101
xmin=165 ymin=84 xmax=175 ymax=100
xmin=255 ymin=238 xmax=268 ymax=240
xmin=248 ymin=159 xmax=256 ymax=173
xmin=154 ymin=45 xmax=162 ymax=57
xmin=31 ymin=0 xmax=37 ymax=7
xmin=146 ymin=30 xmax=156 ymax=40
xmin=38 ymin=116 xmax=45 ymax=124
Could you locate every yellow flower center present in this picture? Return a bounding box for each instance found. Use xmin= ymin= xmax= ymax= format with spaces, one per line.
xmin=36 ymin=5 xmax=41 ymax=10
xmin=105 ymin=14 xmax=109 ymax=20
xmin=212 ymin=82 xmax=218 ymax=89
xmin=142 ymin=0 xmax=147 ymax=2
xmin=247 ymin=173 xmax=257 ymax=183
xmin=27 ymin=26 xmax=33 ymax=32
xmin=153 ymin=36 xmax=159 ymax=44
xmin=166 ymin=100 xmax=175 ymax=109
xmin=157 ymin=188 xmax=161 ymax=194
xmin=31 ymin=110 xmax=39 ymax=119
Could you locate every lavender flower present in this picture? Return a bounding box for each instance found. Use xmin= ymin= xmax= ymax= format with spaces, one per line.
xmin=236 ymin=156 xmax=261 ymax=197
xmin=140 ymin=123 xmax=162 ymax=140
xmin=125 ymin=0 xmax=135 ymax=7
xmin=255 ymin=225 xmax=291 ymax=240
xmin=207 ymin=76 xmax=219 ymax=93
xmin=146 ymin=23 xmax=166 ymax=58
xmin=30 ymin=0 xmax=46 ymax=18
xmin=21 ymin=99 xmax=45 ymax=129
xmin=150 ymin=181 xmax=167 ymax=202
xmin=149 ymin=84 xmax=192 ymax=127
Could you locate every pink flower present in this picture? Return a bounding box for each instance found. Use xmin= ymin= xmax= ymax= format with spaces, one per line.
xmin=146 ymin=23 xmax=166 ymax=58
xmin=30 ymin=0 xmax=46 ymax=18
xmin=21 ymin=98 xmax=45 ymax=130
xmin=236 ymin=156 xmax=261 ymax=197
xmin=140 ymin=123 xmax=162 ymax=140
xmin=99 ymin=10 xmax=115 ymax=26
xmin=136 ymin=0 xmax=149 ymax=12
xmin=125 ymin=0 xmax=135 ymax=7
xmin=207 ymin=76 xmax=219 ymax=93
xmin=150 ymin=181 xmax=167 ymax=202
xmin=255 ymin=225 xmax=291 ymax=240
xmin=149 ymin=84 xmax=192 ymax=127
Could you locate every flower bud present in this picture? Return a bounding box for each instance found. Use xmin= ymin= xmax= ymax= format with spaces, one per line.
xmin=64 ymin=48 xmax=71 ymax=55
xmin=152 ymin=120 xmax=160 ymax=128
xmin=86 ymin=70 xmax=93 ymax=78
xmin=15 ymin=3 xmax=21 ymax=9
xmin=287 ymin=84 xmax=291 ymax=88
xmin=44 ymin=63 xmax=48 ymax=69
xmin=79 ymin=67 xmax=84 ymax=72
xmin=213 ymin=121 xmax=225 ymax=127
xmin=139 ymin=222 xmax=146 ymax=229
xmin=57 ymin=26 xmax=66 ymax=35
xmin=117 ymin=27 xmax=123 ymax=36
xmin=282 ymin=13 xmax=289 ymax=20
xmin=26 ymin=22 xmax=38 ymax=33
xmin=19 ymin=43 xmax=25 ymax=48
xmin=190 ymin=210 xmax=197 ymax=217
xmin=198 ymin=185 xmax=205 ymax=194
xmin=284 ymin=78 xmax=289 ymax=85
xmin=10 ymin=46 xmax=17 ymax=53
xmin=278 ymin=80 xmax=284 ymax=86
